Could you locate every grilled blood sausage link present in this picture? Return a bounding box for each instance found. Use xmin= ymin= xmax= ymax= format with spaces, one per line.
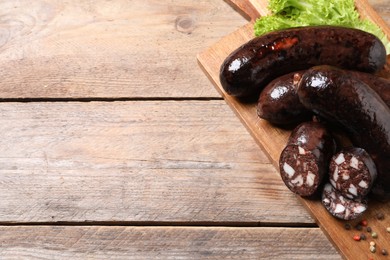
xmin=322 ymin=183 xmax=367 ymax=220
xmin=298 ymin=67 xmax=390 ymax=201
xmin=313 ymin=66 xmax=390 ymax=107
xmin=259 ymin=67 xmax=390 ymax=125
xmin=258 ymin=67 xmax=390 ymax=125
xmin=219 ymin=26 xmax=386 ymax=98
xmin=350 ymin=71 xmax=390 ymax=108
xmin=257 ymin=71 xmax=312 ymax=125
xmin=329 ymin=147 xmax=377 ymax=199
xmin=279 ymin=121 xmax=336 ymax=196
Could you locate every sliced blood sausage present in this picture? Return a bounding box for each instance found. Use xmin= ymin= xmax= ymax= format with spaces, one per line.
xmin=322 ymin=183 xmax=368 ymax=220
xmin=329 ymin=147 xmax=377 ymax=199
xmin=257 ymin=71 xmax=312 ymax=125
xmin=279 ymin=121 xmax=336 ymax=196
xmin=220 ymin=26 xmax=386 ymax=97
xmin=298 ymin=66 xmax=390 ymax=201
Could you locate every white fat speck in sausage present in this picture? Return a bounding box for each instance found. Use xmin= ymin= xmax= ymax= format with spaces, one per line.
xmin=350 ymin=156 xmax=359 ymax=169
xmin=283 ymin=162 xmax=295 ymax=178
xmin=335 ymin=153 xmax=345 ymax=165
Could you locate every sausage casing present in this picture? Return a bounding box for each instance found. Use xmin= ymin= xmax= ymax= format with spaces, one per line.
xmin=220 ymin=26 xmax=386 ymax=97
xmin=298 ymin=66 xmax=390 ymax=201
xmin=257 ymin=71 xmax=312 ymax=125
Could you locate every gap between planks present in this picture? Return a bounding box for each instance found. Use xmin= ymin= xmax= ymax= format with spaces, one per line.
xmin=0 ymin=97 xmax=224 ymax=103
xmin=0 ymin=221 xmax=317 ymax=228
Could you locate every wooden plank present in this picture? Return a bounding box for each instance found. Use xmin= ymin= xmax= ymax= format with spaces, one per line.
xmin=227 ymin=0 xmax=270 ymax=21
xmin=0 ymin=226 xmax=340 ymax=259
xmin=361 ymin=0 xmax=390 ymax=25
xmin=0 ymin=101 xmax=313 ymax=224
xmin=197 ymin=0 xmax=390 ymax=259
xmin=355 ymin=0 xmax=390 ymax=36
xmin=0 ymin=0 xmax=247 ymax=99
xmin=228 ymin=0 xmax=390 ymax=24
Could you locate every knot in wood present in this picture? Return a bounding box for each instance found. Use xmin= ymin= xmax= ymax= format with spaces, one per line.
xmin=175 ymin=15 xmax=195 ymax=34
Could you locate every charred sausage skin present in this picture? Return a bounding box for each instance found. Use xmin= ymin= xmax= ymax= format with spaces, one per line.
xmin=220 ymin=26 xmax=386 ymax=98
xmin=298 ymin=66 xmax=390 ymax=201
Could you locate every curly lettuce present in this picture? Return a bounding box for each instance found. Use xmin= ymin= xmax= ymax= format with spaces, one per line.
xmin=254 ymin=0 xmax=390 ymax=54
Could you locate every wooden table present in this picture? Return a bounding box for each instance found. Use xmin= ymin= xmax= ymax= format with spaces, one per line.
xmin=0 ymin=0 xmax=388 ymax=259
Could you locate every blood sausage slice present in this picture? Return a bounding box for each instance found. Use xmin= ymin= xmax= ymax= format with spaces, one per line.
xmin=322 ymin=183 xmax=367 ymax=220
xmin=329 ymin=147 xmax=377 ymax=199
xmin=279 ymin=122 xmax=335 ymax=196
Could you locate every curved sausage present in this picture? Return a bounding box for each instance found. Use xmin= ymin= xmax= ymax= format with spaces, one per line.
xmin=329 ymin=147 xmax=377 ymax=199
xmin=259 ymin=67 xmax=390 ymax=126
xmin=279 ymin=121 xmax=336 ymax=196
xmin=298 ymin=66 xmax=390 ymax=201
xmin=318 ymin=66 xmax=390 ymax=107
xmin=220 ymin=26 xmax=386 ymax=97
xmin=350 ymin=70 xmax=390 ymax=108
xmin=257 ymin=71 xmax=312 ymax=125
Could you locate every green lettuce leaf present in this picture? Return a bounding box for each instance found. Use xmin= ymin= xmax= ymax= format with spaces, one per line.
xmin=254 ymin=0 xmax=390 ymax=54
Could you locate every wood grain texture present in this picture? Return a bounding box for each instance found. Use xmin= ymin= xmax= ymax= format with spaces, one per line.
xmin=0 ymin=0 xmax=247 ymax=99
xmin=0 ymin=226 xmax=340 ymax=259
xmin=366 ymin=0 xmax=390 ymax=25
xmin=197 ymin=0 xmax=390 ymax=259
xmin=355 ymin=0 xmax=390 ymax=37
xmin=0 ymin=101 xmax=313 ymax=224
xmin=0 ymin=0 xmax=388 ymax=259
xmin=227 ymin=0 xmax=270 ymax=20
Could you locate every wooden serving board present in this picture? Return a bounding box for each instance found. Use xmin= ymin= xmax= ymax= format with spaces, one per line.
xmin=198 ymin=0 xmax=390 ymax=259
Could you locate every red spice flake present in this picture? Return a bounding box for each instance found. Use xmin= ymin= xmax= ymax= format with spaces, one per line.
xmin=272 ymin=36 xmax=299 ymax=51
xmin=353 ymin=234 xmax=361 ymax=241
xmin=361 ymin=219 xmax=368 ymax=226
